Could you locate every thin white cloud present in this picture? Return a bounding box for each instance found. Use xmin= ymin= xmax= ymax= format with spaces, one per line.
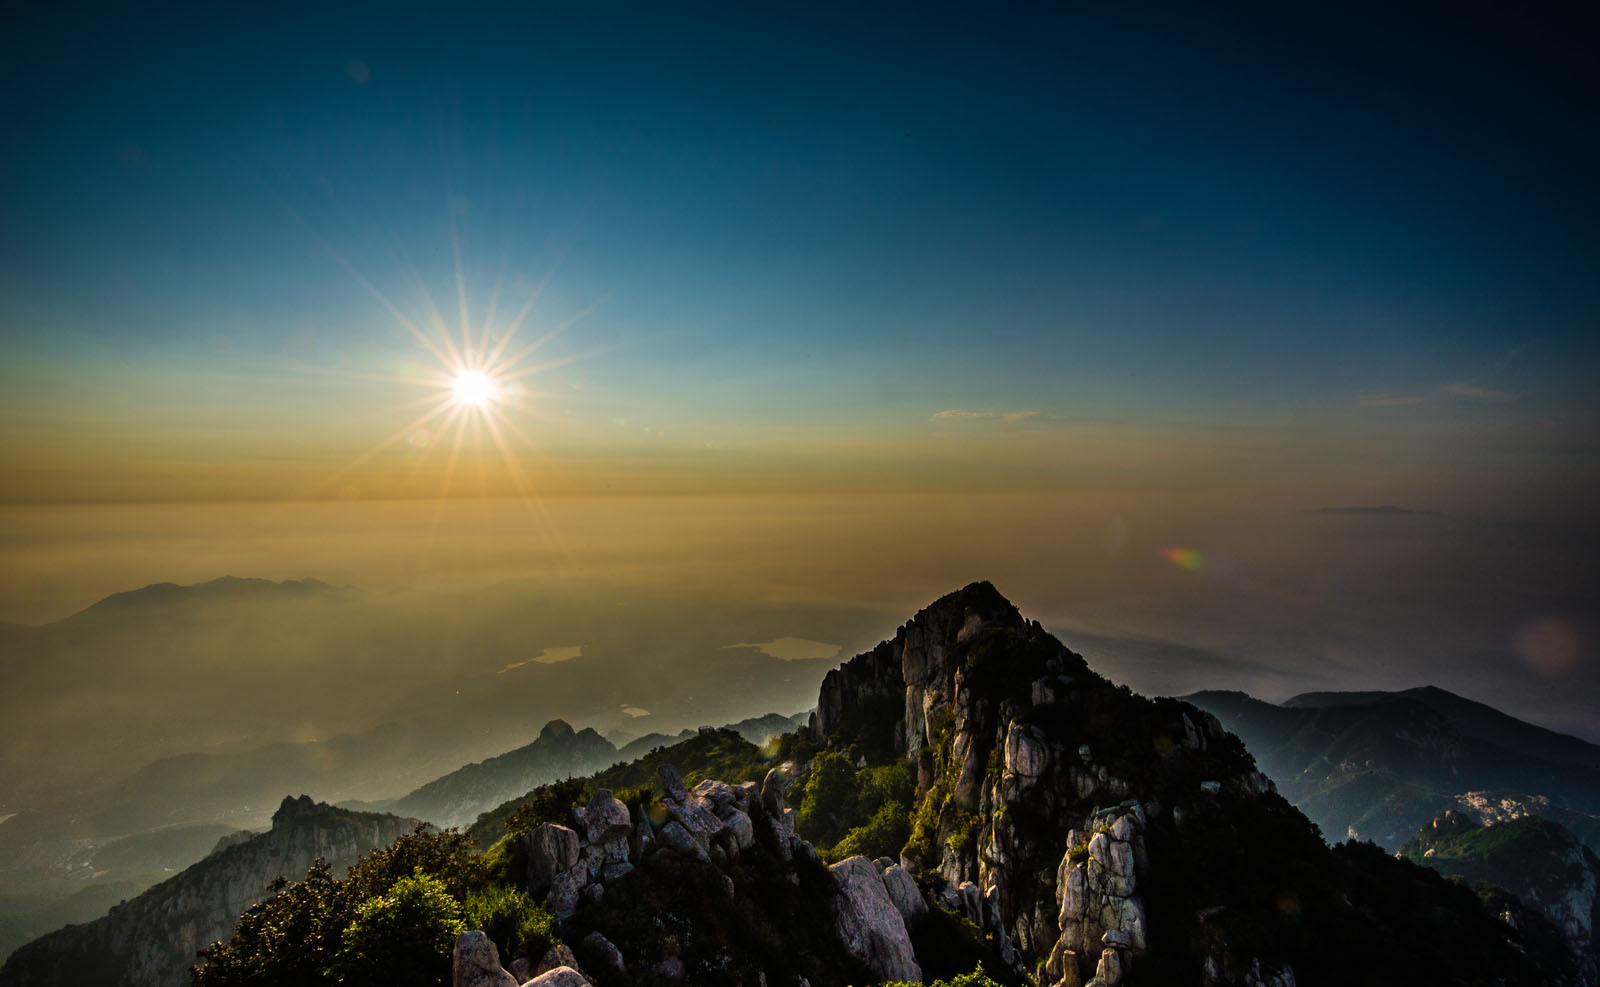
xmin=929 ymin=409 xmax=1041 ymax=423
xmin=1359 ymin=393 xmax=1426 ymax=407
xmin=1444 ymin=381 xmax=1514 ymax=403
xmin=498 ymin=645 xmax=583 ymax=673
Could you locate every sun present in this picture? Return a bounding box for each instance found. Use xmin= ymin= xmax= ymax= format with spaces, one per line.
xmin=451 ymin=370 xmax=497 ymax=408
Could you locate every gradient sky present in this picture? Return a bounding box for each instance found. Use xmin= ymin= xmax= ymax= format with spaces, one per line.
xmin=2 ymin=1 xmax=1597 ymax=509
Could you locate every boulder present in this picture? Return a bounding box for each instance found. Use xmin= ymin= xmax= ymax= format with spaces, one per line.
xmin=532 ymin=944 xmax=578 ymax=976
xmin=452 ymin=931 xmax=517 ymax=987
xmin=583 ymin=790 xmax=632 ymax=846
xmin=1005 ymin=722 xmax=1050 ymax=778
xmin=527 ymin=824 xmax=581 ymax=895
xmin=829 ymin=855 xmax=922 ymax=983
xmin=523 ymin=967 xmax=592 ymax=987
xmin=548 ymin=864 xmax=589 ymax=919
xmin=582 ymin=931 xmax=627 ymax=976
xmin=693 ymin=778 xmax=740 ymax=810
xmin=881 ymin=863 xmax=928 ymax=926
xmin=659 ymin=820 xmax=711 ymax=861
xmin=722 ymin=807 xmax=756 ymax=849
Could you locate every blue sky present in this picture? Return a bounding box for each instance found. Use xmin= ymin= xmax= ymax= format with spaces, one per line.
xmin=1 ymin=1 xmax=1597 ymax=502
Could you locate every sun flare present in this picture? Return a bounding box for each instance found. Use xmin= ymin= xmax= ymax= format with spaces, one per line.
xmin=451 ymin=370 xmax=497 ymax=408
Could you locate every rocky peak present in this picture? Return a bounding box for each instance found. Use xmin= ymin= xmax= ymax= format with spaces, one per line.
xmin=270 ymin=793 xmax=324 ymax=827
xmin=540 ymin=719 xmax=578 ymax=741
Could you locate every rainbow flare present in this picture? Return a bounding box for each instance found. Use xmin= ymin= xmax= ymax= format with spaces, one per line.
xmin=1162 ymin=547 xmax=1206 ymax=572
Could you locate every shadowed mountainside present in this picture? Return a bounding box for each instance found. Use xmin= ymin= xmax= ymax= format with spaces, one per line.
xmin=1187 ymin=687 xmax=1600 ymax=849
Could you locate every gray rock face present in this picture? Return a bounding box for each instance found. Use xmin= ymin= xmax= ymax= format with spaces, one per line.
xmin=806 ymin=582 xmax=1291 ymax=986
xmin=453 ymin=931 xmax=519 ymax=987
xmin=881 ymin=863 xmax=928 ymax=927
xmin=1005 ymin=722 xmax=1050 ymax=778
xmin=722 ymin=807 xmax=756 ymax=850
xmin=527 ymin=824 xmax=581 ymax=894
xmin=829 ymin=855 xmax=922 ymax=983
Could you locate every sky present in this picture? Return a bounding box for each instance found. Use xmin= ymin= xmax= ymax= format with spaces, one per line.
xmin=0 ymin=4 xmax=1597 ymax=733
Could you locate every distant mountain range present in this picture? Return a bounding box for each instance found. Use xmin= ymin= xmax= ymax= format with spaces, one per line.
xmin=371 ymin=711 xmax=810 ymax=828
xmin=1186 ymin=686 xmax=1600 ymax=850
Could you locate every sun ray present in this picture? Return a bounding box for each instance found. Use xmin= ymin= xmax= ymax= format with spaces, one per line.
xmin=448 ymin=195 xmax=473 ymax=368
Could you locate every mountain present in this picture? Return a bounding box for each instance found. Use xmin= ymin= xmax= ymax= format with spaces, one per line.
xmin=0 ymin=797 xmax=421 ymax=987
xmin=614 ymin=711 xmax=811 ymax=763
xmin=1400 ymin=810 xmax=1600 ymax=985
xmin=192 ymin=581 xmax=1553 ymax=987
xmin=387 ymin=721 xmax=619 ymax=828
xmin=1186 ymin=687 xmax=1600 ymax=849
xmin=382 ymin=712 xmax=813 ymax=829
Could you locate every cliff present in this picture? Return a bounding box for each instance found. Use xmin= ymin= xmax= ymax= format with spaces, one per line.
xmin=0 ymin=797 xmax=421 ymax=987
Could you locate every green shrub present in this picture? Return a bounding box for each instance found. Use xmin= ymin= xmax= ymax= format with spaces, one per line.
xmin=462 ymin=886 xmax=557 ymax=963
xmin=829 ymin=800 xmax=911 ymax=863
xmin=327 ymin=871 xmax=466 ymax=987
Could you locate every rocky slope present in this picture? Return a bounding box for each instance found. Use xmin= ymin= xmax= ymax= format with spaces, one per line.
xmin=0 ymin=797 xmax=420 ymax=987
xmin=1401 ymin=810 xmax=1600 ymax=986
xmin=1187 ymin=687 xmax=1600 ymax=849
xmin=452 ymin=582 xmax=1550 ymax=987
xmin=806 ymin=582 xmax=1544 ymax=986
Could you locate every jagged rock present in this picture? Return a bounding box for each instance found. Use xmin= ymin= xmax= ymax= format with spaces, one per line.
xmin=452 ymin=930 xmax=517 ymax=987
xmin=658 ymin=819 xmax=710 ymax=861
xmin=532 ymin=943 xmax=578 ymax=976
xmin=523 ymin=966 xmax=592 ymax=987
xmin=548 ymin=862 xmax=590 ymax=918
xmin=582 ymin=931 xmax=627 ymax=976
xmin=693 ymin=778 xmax=740 ymax=810
xmin=629 ymin=802 xmax=654 ymax=862
xmin=722 ymin=806 xmax=756 ymax=849
xmin=601 ymin=860 xmax=634 ymax=881
xmin=658 ymin=763 xmax=690 ymax=801
xmin=527 ymin=824 xmax=581 ymax=894
xmin=881 ymin=863 xmax=928 ymax=926
xmin=830 ymin=855 xmax=922 ymax=983
xmin=1093 ymin=945 xmax=1126 ymax=985
xmin=957 ymin=879 xmax=984 ymax=925
xmin=583 ymin=790 xmax=632 ymax=846
xmin=761 ymin=768 xmax=788 ymax=813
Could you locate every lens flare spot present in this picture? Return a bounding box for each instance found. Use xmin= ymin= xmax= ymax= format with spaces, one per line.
xmin=1162 ymin=547 xmax=1206 ymax=572
xmin=1515 ymin=617 xmax=1582 ymax=675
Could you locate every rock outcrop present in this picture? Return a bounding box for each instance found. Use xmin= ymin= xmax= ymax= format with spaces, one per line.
xmin=0 ymin=797 xmax=421 ymax=987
